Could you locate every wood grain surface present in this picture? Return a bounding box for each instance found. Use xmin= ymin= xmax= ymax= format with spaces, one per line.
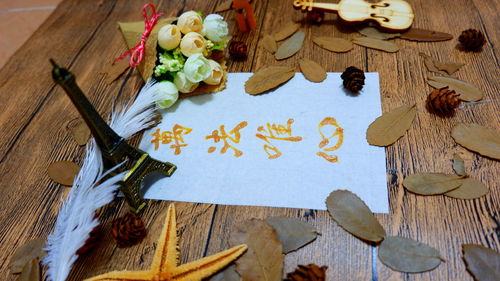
xmin=0 ymin=0 xmax=498 ymax=280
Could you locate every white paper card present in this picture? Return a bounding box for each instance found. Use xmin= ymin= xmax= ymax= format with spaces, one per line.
xmin=139 ymin=73 xmax=388 ymax=213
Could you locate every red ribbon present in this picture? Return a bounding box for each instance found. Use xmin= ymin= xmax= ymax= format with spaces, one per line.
xmin=114 ymin=3 xmax=163 ymax=67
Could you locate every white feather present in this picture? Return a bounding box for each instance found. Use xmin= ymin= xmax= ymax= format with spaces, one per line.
xmin=43 ymin=80 xmax=161 ymax=281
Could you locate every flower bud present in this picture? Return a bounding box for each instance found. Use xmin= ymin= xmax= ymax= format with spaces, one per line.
xmin=180 ymin=32 xmax=206 ymax=57
xmin=202 ymin=14 xmax=229 ymax=43
xmin=183 ymin=53 xmax=211 ymax=83
xmin=154 ymin=81 xmax=179 ymax=109
xmin=203 ymin=59 xmax=223 ymax=85
xmin=158 ymin=24 xmax=181 ymax=50
xmin=174 ymin=72 xmax=199 ymax=93
xmin=177 ymin=11 xmax=203 ymax=34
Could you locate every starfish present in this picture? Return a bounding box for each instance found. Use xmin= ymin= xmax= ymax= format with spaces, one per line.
xmin=85 ymin=205 xmax=247 ymax=281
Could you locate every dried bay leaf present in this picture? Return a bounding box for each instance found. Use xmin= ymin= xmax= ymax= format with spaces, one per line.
xmin=265 ymin=217 xmax=318 ymax=253
xmin=313 ymin=36 xmax=353 ymax=53
xmin=299 ymin=59 xmax=327 ymax=83
xmin=434 ymin=62 xmax=465 ymax=75
xmin=378 ymin=236 xmax=443 ymax=273
xmin=419 ymin=53 xmax=440 ymax=72
xmin=16 ymin=258 xmax=41 ymax=281
xmin=400 ymin=28 xmax=453 ymax=42
xmin=451 ymin=123 xmax=500 ymax=159
xmin=366 ymin=104 xmax=416 ymax=146
xmin=358 ymin=27 xmax=400 ymax=40
xmin=463 ymin=244 xmax=500 ymax=281
xmin=427 ymin=76 xmax=483 ymax=101
xmin=48 ymin=160 xmax=80 ymax=186
xmin=275 ymin=30 xmax=305 ymax=60
xmin=273 ymin=22 xmax=300 ymax=41
xmin=245 ymin=66 xmax=295 ymax=95
xmin=326 ymin=190 xmax=386 ymax=242
xmin=261 ymin=34 xmax=277 ymax=54
xmin=452 ymin=153 xmax=467 ymax=176
xmin=66 ymin=118 xmax=90 ymax=146
xmin=352 ymin=37 xmax=399 ymax=53
xmin=402 ymin=173 xmax=464 ymax=195
xmin=9 ymin=238 xmax=46 ymax=274
xmin=230 ymin=218 xmax=284 ymax=281
xmin=209 ymin=264 xmax=241 ymax=281
xmin=445 ymin=177 xmax=488 ymax=199
xmin=214 ymin=0 xmax=233 ymax=13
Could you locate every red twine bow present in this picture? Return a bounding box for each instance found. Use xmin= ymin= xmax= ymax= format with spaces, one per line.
xmin=114 ymin=3 xmax=163 ymax=67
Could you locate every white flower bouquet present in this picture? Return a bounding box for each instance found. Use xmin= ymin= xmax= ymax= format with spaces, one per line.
xmin=152 ymin=11 xmax=230 ymax=109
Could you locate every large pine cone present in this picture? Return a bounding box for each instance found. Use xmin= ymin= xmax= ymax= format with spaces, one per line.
xmin=111 ymin=212 xmax=147 ymax=248
xmin=76 ymin=225 xmax=102 ymax=255
xmin=426 ymin=87 xmax=461 ymax=115
xmin=285 ymin=264 xmax=328 ymax=281
xmin=458 ymin=29 xmax=486 ymax=51
xmin=228 ymin=40 xmax=248 ymax=60
xmin=341 ymin=66 xmax=365 ymax=93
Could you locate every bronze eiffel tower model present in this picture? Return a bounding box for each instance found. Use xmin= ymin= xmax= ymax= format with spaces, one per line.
xmin=51 ymin=59 xmax=176 ymax=214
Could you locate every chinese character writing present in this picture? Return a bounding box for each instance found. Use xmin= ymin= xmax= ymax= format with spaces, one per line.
xmin=206 ymin=121 xmax=248 ymax=157
xmin=256 ymin=118 xmax=303 ymax=159
xmin=150 ymin=125 xmax=193 ymax=155
xmin=316 ymin=117 xmax=344 ymax=163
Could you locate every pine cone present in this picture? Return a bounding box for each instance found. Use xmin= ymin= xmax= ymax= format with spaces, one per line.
xmin=341 ymin=66 xmax=365 ymax=93
xmin=111 ymin=212 xmax=147 ymax=248
xmin=306 ymin=11 xmax=325 ymax=24
xmin=285 ymin=264 xmax=328 ymax=281
xmin=228 ymin=40 xmax=248 ymax=60
xmin=76 ymin=225 xmax=101 ymax=255
xmin=458 ymin=29 xmax=486 ymax=51
xmin=426 ymin=87 xmax=461 ymax=115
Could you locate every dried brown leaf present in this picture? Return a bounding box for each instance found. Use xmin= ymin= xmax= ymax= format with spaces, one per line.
xmin=275 ymin=31 xmax=305 ymax=60
xmin=299 ymin=59 xmax=327 ymax=83
xmin=273 ymin=22 xmax=300 ymax=41
xmin=427 ymin=76 xmax=483 ymax=101
xmin=463 ymin=244 xmax=500 ymax=281
xmin=9 ymin=238 xmax=46 ymax=274
xmin=214 ymin=0 xmax=233 ymax=13
xmin=366 ymin=104 xmax=416 ymax=146
xmin=102 ymin=58 xmax=130 ymax=84
xmin=451 ymin=123 xmax=500 ymax=159
xmin=402 ymin=173 xmax=464 ymax=195
xmin=265 ymin=217 xmax=318 ymax=253
xmin=452 ymin=153 xmax=467 ymax=176
xmin=379 ymin=236 xmax=443 ymax=273
xmin=230 ymin=218 xmax=284 ymax=281
xmin=352 ymin=37 xmax=399 ymax=52
xmin=48 ymin=160 xmax=80 ymax=186
xmin=209 ymin=264 xmax=241 ymax=281
xmin=16 ymin=258 xmax=41 ymax=281
xmin=261 ymin=34 xmax=277 ymax=54
xmin=400 ymin=28 xmax=453 ymax=42
xmin=326 ymin=190 xmax=386 ymax=242
xmin=419 ymin=53 xmax=440 ymax=72
xmin=313 ymin=36 xmax=353 ymax=53
xmin=245 ymin=66 xmax=295 ymax=95
xmin=434 ymin=62 xmax=465 ymax=75
xmin=358 ymin=27 xmax=400 ymax=40
xmin=66 ymin=118 xmax=90 ymax=146
xmin=445 ymin=177 xmax=488 ymax=199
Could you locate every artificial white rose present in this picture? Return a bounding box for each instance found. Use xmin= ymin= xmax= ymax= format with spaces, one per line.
xmin=174 ymin=72 xmax=199 ymax=93
xmin=158 ymin=24 xmax=181 ymax=50
xmin=203 ymin=59 xmax=223 ymax=85
xmin=183 ymin=53 xmax=211 ymax=83
xmin=154 ymin=81 xmax=179 ymax=109
xmin=202 ymin=14 xmax=229 ymax=43
xmin=177 ymin=11 xmax=203 ymax=34
xmin=180 ymin=32 xmax=206 ymax=57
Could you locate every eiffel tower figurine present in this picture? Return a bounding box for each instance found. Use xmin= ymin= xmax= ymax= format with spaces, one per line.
xmin=50 ymin=59 xmax=176 ymax=214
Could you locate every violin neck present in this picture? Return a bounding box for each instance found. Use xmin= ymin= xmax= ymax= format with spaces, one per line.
xmin=309 ymin=2 xmax=339 ymax=13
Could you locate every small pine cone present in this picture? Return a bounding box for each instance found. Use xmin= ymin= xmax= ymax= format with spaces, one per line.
xmin=306 ymin=11 xmax=325 ymax=24
xmin=228 ymin=40 xmax=248 ymax=60
xmin=458 ymin=29 xmax=486 ymax=51
xmin=111 ymin=212 xmax=147 ymax=248
xmin=341 ymin=66 xmax=365 ymax=93
xmin=76 ymin=225 xmax=102 ymax=255
xmin=426 ymin=87 xmax=461 ymax=115
xmin=285 ymin=264 xmax=328 ymax=281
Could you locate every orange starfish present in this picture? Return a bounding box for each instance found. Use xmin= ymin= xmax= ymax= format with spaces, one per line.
xmin=85 ymin=205 xmax=247 ymax=281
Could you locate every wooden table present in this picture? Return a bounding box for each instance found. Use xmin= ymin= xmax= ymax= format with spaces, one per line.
xmin=0 ymin=0 xmax=498 ymax=280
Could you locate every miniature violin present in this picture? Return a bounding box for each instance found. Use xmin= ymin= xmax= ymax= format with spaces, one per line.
xmin=293 ymin=0 xmax=414 ymax=30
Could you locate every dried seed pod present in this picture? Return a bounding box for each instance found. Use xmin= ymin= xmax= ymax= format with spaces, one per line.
xmin=285 ymin=264 xmax=328 ymax=281
xmin=426 ymin=87 xmax=461 ymax=115
xmin=341 ymin=66 xmax=365 ymax=93
xmin=306 ymin=11 xmax=324 ymax=24
xmin=458 ymin=29 xmax=486 ymax=51
xmin=111 ymin=212 xmax=147 ymax=248
xmin=228 ymin=40 xmax=248 ymax=60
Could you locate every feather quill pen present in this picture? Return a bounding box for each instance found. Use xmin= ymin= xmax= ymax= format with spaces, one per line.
xmin=43 ymin=80 xmax=162 ymax=281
